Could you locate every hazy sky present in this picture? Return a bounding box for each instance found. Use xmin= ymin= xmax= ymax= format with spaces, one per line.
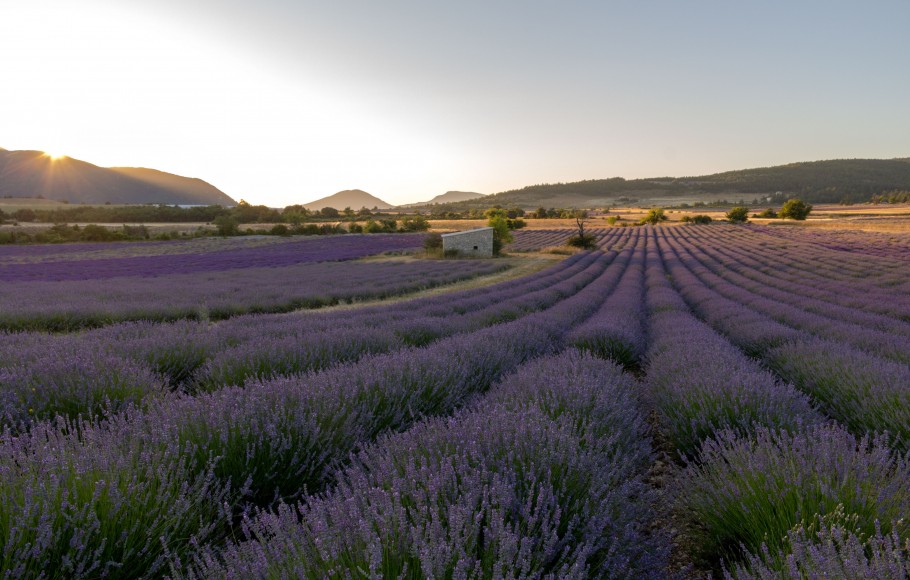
xmin=2 ymin=1 xmax=908 ymax=206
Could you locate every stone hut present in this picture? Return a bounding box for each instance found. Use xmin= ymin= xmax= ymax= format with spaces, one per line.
xmin=441 ymin=227 xmax=494 ymax=257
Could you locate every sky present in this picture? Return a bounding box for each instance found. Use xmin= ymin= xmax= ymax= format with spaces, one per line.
xmin=2 ymin=1 xmax=909 ymax=207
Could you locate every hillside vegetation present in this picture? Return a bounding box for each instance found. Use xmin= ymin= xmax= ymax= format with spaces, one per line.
xmin=441 ymin=158 xmax=910 ymax=210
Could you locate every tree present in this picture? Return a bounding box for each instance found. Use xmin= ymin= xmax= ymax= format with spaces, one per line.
xmin=423 ymin=233 xmax=443 ymax=251
xmin=487 ymin=215 xmax=512 ymax=256
xmin=567 ymin=210 xmax=597 ymax=248
xmin=213 ymin=214 xmax=240 ymax=236
xmin=726 ymin=206 xmax=750 ymax=224
xmin=640 ymin=208 xmax=668 ymax=225
xmin=320 ymin=207 xmax=340 ymax=218
xmin=756 ymin=208 xmax=778 ymax=218
xmin=399 ymin=215 xmax=430 ymax=232
xmin=682 ymin=214 xmax=712 ymax=224
xmin=779 ymin=198 xmax=812 ymax=220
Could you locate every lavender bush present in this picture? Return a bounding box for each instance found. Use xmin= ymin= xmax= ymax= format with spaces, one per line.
xmin=729 ymin=508 xmax=910 ymax=579
xmin=675 ymin=425 xmax=910 ymax=570
xmin=0 ymin=348 xmax=167 ymax=428
xmin=765 ymin=338 xmax=910 ymax=448
xmin=0 ymin=415 xmax=229 ymax=577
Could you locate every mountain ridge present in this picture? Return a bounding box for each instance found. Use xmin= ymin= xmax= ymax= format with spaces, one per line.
xmin=438 ymin=158 xmax=910 ymax=210
xmin=0 ymin=149 xmax=236 ymax=206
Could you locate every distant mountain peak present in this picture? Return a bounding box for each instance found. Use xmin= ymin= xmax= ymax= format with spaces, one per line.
xmin=404 ymin=190 xmax=487 ymax=207
xmin=301 ymin=189 xmax=394 ymax=211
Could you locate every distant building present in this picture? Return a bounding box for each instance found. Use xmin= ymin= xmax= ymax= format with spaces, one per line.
xmin=441 ymin=227 xmax=494 ymax=257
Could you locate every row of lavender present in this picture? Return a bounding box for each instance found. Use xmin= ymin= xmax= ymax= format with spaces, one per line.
xmin=0 ymin=246 xmax=623 ymax=428
xmin=644 ymin=227 xmax=910 ymax=576
xmin=0 ymin=236 xmax=289 ymax=265
xmin=0 ymin=234 xmax=423 ymax=282
xmin=0 ymin=258 xmax=509 ymax=332
xmin=508 ymin=227 xmax=624 ymax=252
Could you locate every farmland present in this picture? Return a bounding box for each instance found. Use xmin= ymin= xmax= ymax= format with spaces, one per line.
xmin=2 ymin=225 xmax=910 ymax=577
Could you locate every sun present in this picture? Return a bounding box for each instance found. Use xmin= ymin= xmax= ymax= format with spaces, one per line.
xmin=43 ymin=151 xmax=66 ymax=160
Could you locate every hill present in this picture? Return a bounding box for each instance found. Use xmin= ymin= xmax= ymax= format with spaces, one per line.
xmin=0 ymin=149 xmax=236 ymax=206
xmin=109 ymin=167 xmax=234 ymax=206
xmin=302 ymin=189 xmax=394 ymax=211
xmin=406 ymin=191 xmax=486 ymax=207
xmin=440 ymin=158 xmax=910 ymax=210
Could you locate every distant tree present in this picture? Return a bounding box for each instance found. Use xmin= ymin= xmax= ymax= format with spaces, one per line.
xmin=756 ymin=208 xmax=778 ymax=218
xmin=682 ymin=214 xmax=713 ymax=224
xmin=320 ymin=207 xmax=340 ymax=218
xmin=14 ymin=209 xmax=36 ymax=222
xmin=357 ymin=207 xmax=373 ymax=217
xmin=399 ymin=215 xmax=430 ymax=232
xmin=507 ymin=217 xmax=526 ymax=230
xmin=640 ymin=208 xmax=668 ymax=225
xmin=423 ymin=233 xmax=443 ymax=251
xmin=779 ymin=198 xmax=813 ymax=220
xmin=487 ymin=215 xmax=512 ymax=256
xmin=269 ymin=224 xmax=290 ymax=236
xmin=567 ymin=210 xmax=597 ymax=248
xmin=213 ymin=214 xmax=240 ymax=236
xmin=726 ymin=206 xmax=750 ymax=224
xmin=80 ymin=224 xmax=117 ymax=242
xmin=484 ymin=207 xmax=507 ymax=220
xmin=342 ymin=207 xmax=355 ymax=219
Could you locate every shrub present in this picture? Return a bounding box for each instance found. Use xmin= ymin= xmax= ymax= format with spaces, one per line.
xmin=726 ymin=206 xmax=750 ymax=223
xmin=213 ymin=214 xmax=240 ymax=236
xmin=566 ymin=234 xmax=597 ymax=249
xmin=755 ymin=208 xmax=778 ymax=218
xmin=423 ymin=233 xmax=443 ymax=251
xmin=639 ymin=208 xmax=667 ymax=225
xmin=399 ymin=215 xmax=430 ymax=232
xmin=268 ymin=224 xmax=290 ymax=236
xmin=691 ymin=214 xmax=713 ymax=224
xmin=779 ymin=198 xmax=812 ymax=220
xmin=488 ymin=216 xmax=512 ymax=255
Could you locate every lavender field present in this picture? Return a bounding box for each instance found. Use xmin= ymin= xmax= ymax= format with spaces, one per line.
xmin=3 ymin=225 xmax=910 ymax=578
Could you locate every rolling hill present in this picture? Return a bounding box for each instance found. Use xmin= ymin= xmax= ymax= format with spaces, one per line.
xmin=301 ymin=189 xmax=394 ymax=211
xmin=406 ymin=191 xmax=486 ymax=207
xmin=0 ymin=149 xmax=236 ymax=206
xmin=438 ymin=158 xmax=910 ymax=210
